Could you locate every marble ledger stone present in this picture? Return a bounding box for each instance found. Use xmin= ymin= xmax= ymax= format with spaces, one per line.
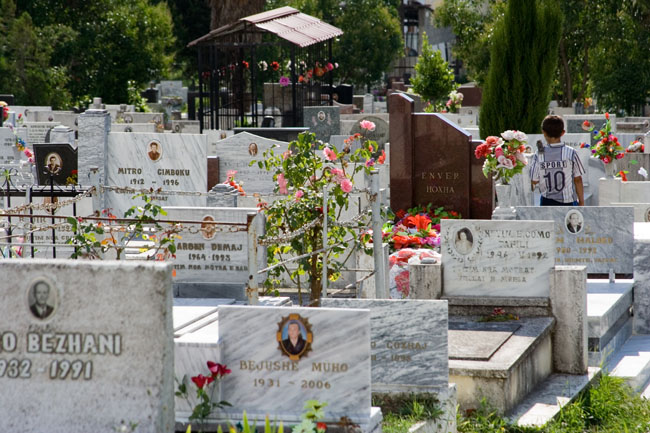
xmin=303 ymin=106 xmax=341 ymax=143
xmin=441 ymin=219 xmax=555 ymax=297
xmin=217 ymin=305 xmax=372 ymax=423
xmin=0 ymin=260 xmax=174 ymax=433
xmin=321 ymin=299 xmax=448 ymax=394
xmin=515 ymin=206 xmax=634 ymax=274
xmin=104 ymin=132 xmax=207 ymax=216
xmin=78 ymin=109 xmax=110 ymax=185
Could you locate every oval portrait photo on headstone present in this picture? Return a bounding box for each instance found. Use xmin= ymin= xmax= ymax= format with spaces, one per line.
xmin=44 ymin=152 xmax=63 ymax=175
xmin=565 ymin=210 xmax=584 ymax=234
xmin=147 ymin=139 xmax=162 ymax=162
xmin=645 ymin=206 xmax=650 ymax=223
xmin=317 ymin=111 xmax=326 ymax=122
xmin=200 ymin=215 xmax=217 ymax=240
xmin=277 ymin=314 xmax=313 ymax=361
xmin=454 ymin=227 xmax=474 ymax=255
xmin=248 ymin=142 xmax=258 ymax=156
xmin=27 ymin=277 xmax=58 ymax=320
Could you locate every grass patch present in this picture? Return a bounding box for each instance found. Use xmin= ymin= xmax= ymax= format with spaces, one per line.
xmin=458 ymin=373 xmax=650 ymax=433
xmin=374 ymin=393 xmax=443 ymax=433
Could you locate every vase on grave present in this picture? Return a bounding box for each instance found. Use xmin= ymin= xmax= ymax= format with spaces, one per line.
xmin=603 ymin=160 xmax=618 ymax=178
xmin=492 ymin=183 xmax=516 ymax=220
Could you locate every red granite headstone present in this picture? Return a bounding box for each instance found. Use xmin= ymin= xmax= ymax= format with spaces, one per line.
xmin=389 ymin=93 xmax=494 ymax=218
xmin=207 ymin=156 xmax=219 ymax=191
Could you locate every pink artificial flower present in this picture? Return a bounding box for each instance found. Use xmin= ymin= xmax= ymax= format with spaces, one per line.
xmin=279 ymin=76 xmax=290 ymax=87
xmin=615 ymin=153 xmax=624 ymax=160
xmin=277 ymin=173 xmax=289 ymax=194
xmin=515 ymin=152 xmax=528 ymax=164
xmin=497 ymin=155 xmax=514 ymax=169
xmin=494 ymin=146 xmax=504 ymax=159
xmin=226 ymin=170 xmax=237 ymax=180
xmin=295 ymin=190 xmax=304 ymax=201
xmin=323 ymin=147 xmax=337 ymax=161
xmin=282 ymin=150 xmax=292 ymax=160
xmin=602 ymin=156 xmax=612 ymax=164
xmin=365 ymin=158 xmax=375 ymax=168
xmin=326 ymin=62 xmax=334 ymax=71
xmin=340 ymin=178 xmax=353 ymax=193
xmin=359 ymin=120 xmax=376 ymax=131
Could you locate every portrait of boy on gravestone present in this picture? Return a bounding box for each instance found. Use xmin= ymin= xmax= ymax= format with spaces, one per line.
xmin=565 ymin=210 xmax=584 ymax=234
xmin=454 ymin=228 xmax=474 ymax=255
xmin=530 ymin=115 xmax=585 ymax=207
xmin=148 ymin=140 xmax=162 ymax=162
xmin=29 ymin=280 xmax=56 ymax=320
xmin=45 ymin=153 xmax=62 ymax=175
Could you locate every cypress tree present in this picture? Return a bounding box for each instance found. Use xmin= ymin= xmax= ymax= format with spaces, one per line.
xmin=479 ymin=0 xmax=562 ymax=138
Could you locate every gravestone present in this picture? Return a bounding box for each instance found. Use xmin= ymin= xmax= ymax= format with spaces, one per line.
xmin=564 ymin=114 xmax=615 ymax=148
xmin=163 ymin=207 xmax=265 ymax=299
xmin=617 ymin=153 xmax=650 ymax=181
xmin=49 ymin=125 xmax=75 ymax=145
xmin=23 ymin=122 xmax=60 ymax=145
xmin=111 ymin=123 xmax=158 ymax=133
xmin=78 ymin=109 xmax=111 ymax=185
xmin=104 ymin=133 xmax=207 ymax=216
xmin=321 ymin=299 xmax=448 ymax=394
xmin=0 ymin=260 xmax=174 ymax=433
xmin=215 ymin=305 xmax=378 ymax=429
xmin=515 ymin=206 xmax=634 ymax=274
xmin=390 ymin=93 xmax=493 ymax=218
xmin=303 ymin=106 xmax=340 ymax=143
xmin=0 ymin=127 xmax=20 ymax=165
xmin=441 ymin=219 xmax=555 ymax=297
xmin=350 ymin=115 xmax=390 ymax=149
xmin=213 ymin=132 xmax=289 ymax=195
xmin=33 ymin=143 xmax=78 ymax=186
xmin=172 ymin=120 xmax=200 ymax=134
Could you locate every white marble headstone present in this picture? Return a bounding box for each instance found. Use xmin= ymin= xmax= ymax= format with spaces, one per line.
xmin=213 ymin=131 xmax=288 ymax=195
xmin=441 ymin=219 xmax=555 ymax=297
xmin=515 ymin=206 xmax=634 ymax=273
xmin=163 ymin=207 xmax=265 ymax=286
xmin=217 ymin=305 xmax=372 ymax=424
xmin=321 ymin=299 xmax=448 ymax=394
xmin=0 ymin=260 xmax=174 ymax=433
xmin=104 ymin=132 xmax=207 ymax=217
xmin=0 ymin=127 xmax=21 ymax=165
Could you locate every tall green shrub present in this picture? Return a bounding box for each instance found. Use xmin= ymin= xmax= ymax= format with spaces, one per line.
xmin=479 ymin=0 xmax=562 ymax=138
xmin=410 ymin=33 xmax=456 ymax=107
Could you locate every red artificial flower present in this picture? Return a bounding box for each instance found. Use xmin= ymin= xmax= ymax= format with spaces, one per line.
xmin=618 ymin=171 xmax=628 ymax=181
xmin=605 ymin=112 xmax=610 ymax=120
xmin=317 ymin=422 xmax=327 ymax=432
xmin=377 ymin=150 xmax=386 ymax=164
xmin=616 ymin=153 xmax=625 ymax=160
xmin=242 ymin=61 xmax=249 ymax=69
xmin=474 ymin=143 xmax=491 ymax=159
xmin=485 ymin=136 xmax=500 ymax=147
xmin=191 ymin=374 xmax=213 ymax=389
xmin=450 ymin=211 xmax=459 ymax=217
xmin=582 ymin=120 xmax=590 ymax=128
xmin=207 ymin=361 xmax=232 ymax=378
xmin=271 ymin=61 xmax=280 ymax=71
xmin=395 ymin=209 xmax=406 ymax=219
xmin=298 ymin=75 xmax=305 ymax=83
xmin=403 ymin=214 xmax=431 ymax=230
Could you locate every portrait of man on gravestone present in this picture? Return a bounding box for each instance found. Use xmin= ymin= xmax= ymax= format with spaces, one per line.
xmin=277 ymin=314 xmax=312 ymax=360
xmin=45 ymin=153 xmax=62 ymax=175
xmin=565 ymin=210 xmax=584 ymax=234
xmin=147 ymin=140 xmax=162 ymax=162
xmin=28 ymin=280 xmax=56 ymax=320
xmin=645 ymin=207 xmax=650 ymax=223
xmin=200 ymin=215 xmax=216 ymax=240
xmin=454 ymin=228 xmax=474 ymax=255
xmin=248 ymin=142 xmax=258 ymax=157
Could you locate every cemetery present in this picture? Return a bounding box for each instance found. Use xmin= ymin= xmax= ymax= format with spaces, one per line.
xmin=2 ymin=1 xmax=650 ymax=433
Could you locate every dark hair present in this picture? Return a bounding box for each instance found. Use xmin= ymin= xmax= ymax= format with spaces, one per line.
xmin=456 ymin=228 xmax=473 ymax=243
xmin=542 ymin=115 xmax=564 ymax=138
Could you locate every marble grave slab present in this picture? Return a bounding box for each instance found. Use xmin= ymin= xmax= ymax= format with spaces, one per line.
xmin=448 ymin=321 xmax=521 ymax=360
xmin=321 ymin=298 xmax=448 ymax=394
xmin=441 ymin=219 xmax=555 ymax=297
xmin=515 ymin=206 xmax=634 ymax=273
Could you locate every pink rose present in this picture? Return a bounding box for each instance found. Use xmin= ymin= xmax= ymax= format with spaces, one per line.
xmin=602 ymin=156 xmax=612 ymax=164
xmin=277 ymin=173 xmax=288 ymax=194
xmin=359 ymin=120 xmax=376 ymax=131
xmin=615 ymin=153 xmax=624 ymax=160
xmin=323 ymin=147 xmax=337 ymax=161
xmin=494 ymin=146 xmax=504 ymax=159
xmin=295 ymin=190 xmax=304 ymax=201
xmin=340 ymin=178 xmax=353 ymax=193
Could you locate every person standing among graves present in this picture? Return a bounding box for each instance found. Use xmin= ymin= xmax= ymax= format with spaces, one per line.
xmin=530 ymin=115 xmax=585 ymax=206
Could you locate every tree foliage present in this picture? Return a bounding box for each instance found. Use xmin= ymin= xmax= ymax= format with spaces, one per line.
xmin=410 ymin=34 xmax=456 ymax=106
xmin=479 ymin=0 xmax=562 ymax=138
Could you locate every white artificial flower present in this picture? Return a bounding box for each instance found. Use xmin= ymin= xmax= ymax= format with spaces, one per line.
xmin=501 ymin=130 xmax=515 ymax=141
xmin=514 ymin=131 xmax=527 ymax=142
xmin=497 ymin=155 xmax=514 ymax=169
xmin=639 ymin=167 xmax=648 ymax=179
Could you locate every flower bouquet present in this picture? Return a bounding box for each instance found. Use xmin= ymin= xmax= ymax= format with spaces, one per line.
xmin=380 ymin=204 xmax=461 ymax=252
xmin=581 ymin=113 xmax=624 ymax=164
xmin=475 ymin=130 xmax=528 ymax=184
xmin=445 ymin=90 xmax=464 ymax=113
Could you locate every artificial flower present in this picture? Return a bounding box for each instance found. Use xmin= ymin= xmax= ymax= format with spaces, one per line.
xmin=191 ymin=374 xmax=213 ymax=389
xmin=618 ymin=171 xmax=628 ymax=181
xmin=279 ymin=76 xmax=290 ymax=87
xmin=270 ymin=61 xmax=280 ymax=71
xmin=360 ymin=120 xmax=376 ymax=131
xmin=501 ymin=130 xmax=515 ymax=141
xmin=365 ymin=158 xmax=375 ymax=168
xmin=639 ymin=167 xmax=648 ymax=179
xmin=377 ymin=150 xmax=386 ymax=164
xmin=207 ymin=361 xmax=231 ymax=378
xmin=277 ymin=173 xmax=288 ymax=195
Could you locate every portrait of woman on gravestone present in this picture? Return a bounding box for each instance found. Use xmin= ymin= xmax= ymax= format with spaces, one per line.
xmin=565 ymin=210 xmax=584 ymax=234
xmin=147 ymin=140 xmax=162 ymax=162
xmin=277 ymin=315 xmax=312 ymax=360
xmin=248 ymin=142 xmax=258 ymax=157
xmin=454 ymin=228 xmax=474 ymax=255
xmin=44 ymin=152 xmax=62 ymax=175
xmin=28 ymin=279 xmax=57 ymax=320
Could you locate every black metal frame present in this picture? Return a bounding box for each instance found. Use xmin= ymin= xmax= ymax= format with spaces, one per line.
xmin=195 ymin=29 xmax=334 ymax=132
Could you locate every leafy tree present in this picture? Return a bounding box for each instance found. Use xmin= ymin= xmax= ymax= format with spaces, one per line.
xmin=479 ymin=0 xmax=562 ymax=138
xmin=434 ymin=0 xmax=505 ymax=86
xmin=409 ymin=33 xmax=456 ymax=108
